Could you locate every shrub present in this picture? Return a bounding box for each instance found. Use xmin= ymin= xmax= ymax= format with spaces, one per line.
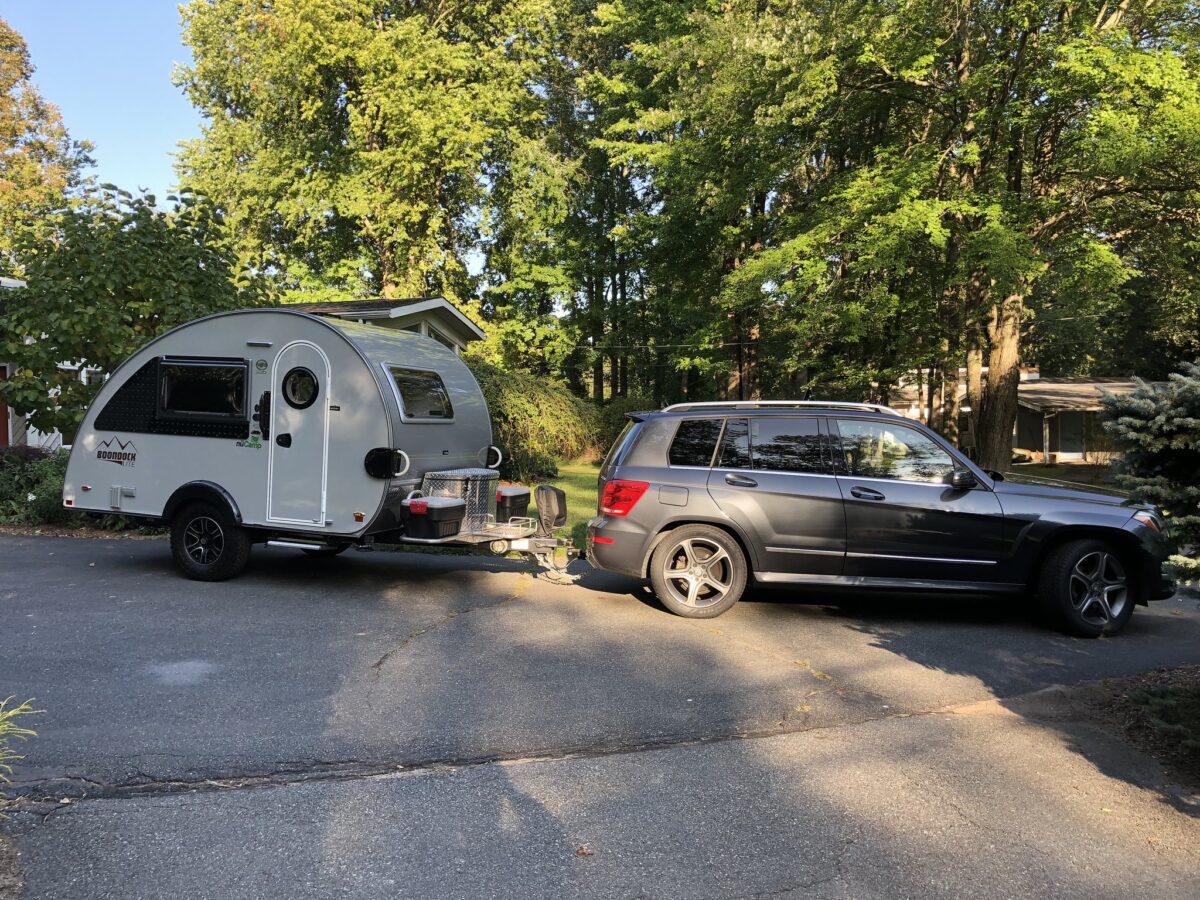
xmin=1103 ymin=361 xmax=1200 ymax=590
xmin=0 ymin=448 xmax=78 ymax=525
xmin=466 ymin=358 xmax=599 ymax=481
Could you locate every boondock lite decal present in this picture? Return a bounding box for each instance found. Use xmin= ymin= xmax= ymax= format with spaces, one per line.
xmin=96 ymin=436 xmax=137 ymax=466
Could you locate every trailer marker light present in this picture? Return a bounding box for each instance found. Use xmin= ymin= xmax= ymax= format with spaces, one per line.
xmin=409 ymin=500 xmax=429 ymax=515
xmin=600 ymin=480 xmax=649 ymax=517
xmin=354 ymin=511 xmax=365 ymax=523
xmin=592 ymin=535 xmax=615 ymax=545
xmin=81 ymin=485 xmax=91 ymax=492
xmin=64 ymin=498 xmax=73 ymax=506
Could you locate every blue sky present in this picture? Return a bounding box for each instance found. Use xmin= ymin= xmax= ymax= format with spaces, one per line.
xmin=1 ymin=1 xmax=202 ymax=200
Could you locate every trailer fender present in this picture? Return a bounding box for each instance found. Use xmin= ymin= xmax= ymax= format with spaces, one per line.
xmin=162 ymin=481 xmax=243 ymax=526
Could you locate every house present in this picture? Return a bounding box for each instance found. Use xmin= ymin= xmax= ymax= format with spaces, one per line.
xmin=889 ymin=368 xmax=1146 ymax=462
xmin=290 ymin=297 xmax=485 ymax=355
xmin=1013 ymin=378 xmax=1142 ymax=463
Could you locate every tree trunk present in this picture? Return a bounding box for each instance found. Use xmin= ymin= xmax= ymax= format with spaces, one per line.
xmin=974 ymin=291 xmax=1024 ymax=471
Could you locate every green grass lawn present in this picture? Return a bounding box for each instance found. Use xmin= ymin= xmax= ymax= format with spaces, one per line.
xmin=545 ymin=459 xmax=601 ymax=549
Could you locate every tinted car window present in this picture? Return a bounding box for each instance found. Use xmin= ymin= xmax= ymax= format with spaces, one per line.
xmin=715 ymin=417 xmax=750 ymax=469
xmin=751 ymin=418 xmax=826 ymax=473
xmin=835 ymin=419 xmax=954 ymax=483
xmin=668 ymin=418 xmax=723 ymax=467
xmin=602 ymin=420 xmax=639 ymax=471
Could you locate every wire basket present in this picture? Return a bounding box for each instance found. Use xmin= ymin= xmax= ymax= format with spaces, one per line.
xmin=420 ymin=468 xmax=499 ymax=532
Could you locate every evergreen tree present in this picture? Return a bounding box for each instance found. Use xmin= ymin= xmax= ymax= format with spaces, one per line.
xmin=1103 ymin=361 xmax=1200 ymax=589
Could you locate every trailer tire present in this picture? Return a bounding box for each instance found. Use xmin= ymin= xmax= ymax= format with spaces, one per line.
xmin=170 ymin=501 xmax=252 ymax=581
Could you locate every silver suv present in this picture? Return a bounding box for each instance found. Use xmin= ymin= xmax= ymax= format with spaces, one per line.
xmin=585 ymin=401 xmax=1173 ymax=636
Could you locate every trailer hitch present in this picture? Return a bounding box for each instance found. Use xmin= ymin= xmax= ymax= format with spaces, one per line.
xmin=501 ymin=534 xmax=580 ymax=584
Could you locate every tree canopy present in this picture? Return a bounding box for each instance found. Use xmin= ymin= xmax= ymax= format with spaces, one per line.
xmin=0 ymin=16 xmax=92 ymax=276
xmin=175 ymin=0 xmax=1200 ymax=469
xmin=0 ymin=188 xmax=262 ymax=435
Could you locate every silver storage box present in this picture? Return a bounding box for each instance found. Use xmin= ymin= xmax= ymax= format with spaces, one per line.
xmin=420 ymin=468 xmax=499 ymax=532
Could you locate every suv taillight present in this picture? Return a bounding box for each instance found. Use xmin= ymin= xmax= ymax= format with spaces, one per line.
xmin=601 ymin=480 xmax=649 ymax=517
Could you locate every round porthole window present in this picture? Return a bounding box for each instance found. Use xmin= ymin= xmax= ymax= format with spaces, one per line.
xmin=282 ymin=367 xmax=319 ymax=410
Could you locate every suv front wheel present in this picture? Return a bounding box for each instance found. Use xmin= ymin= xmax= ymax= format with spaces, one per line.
xmin=1037 ymin=538 xmax=1136 ymax=637
xmin=649 ymin=525 xmax=748 ymax=618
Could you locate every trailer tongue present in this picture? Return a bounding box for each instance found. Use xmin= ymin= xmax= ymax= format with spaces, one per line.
xmin=287 ymin=469 xmax=576 ymax=580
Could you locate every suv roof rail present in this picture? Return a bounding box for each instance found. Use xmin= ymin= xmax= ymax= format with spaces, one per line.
xmin=660 ymin=400 xmax=903 ymax=416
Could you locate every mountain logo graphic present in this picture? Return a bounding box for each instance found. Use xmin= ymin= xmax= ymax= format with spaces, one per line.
xmin=96 ymin=437 xmax=138 ymax=467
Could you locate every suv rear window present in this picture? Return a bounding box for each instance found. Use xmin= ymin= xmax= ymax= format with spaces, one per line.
xmin=668 ymin=418 xmax=723 ymax=467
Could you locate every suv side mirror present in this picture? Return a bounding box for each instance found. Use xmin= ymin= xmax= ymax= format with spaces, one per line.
xmin=946 ymin=469 xmax=977 ymax=490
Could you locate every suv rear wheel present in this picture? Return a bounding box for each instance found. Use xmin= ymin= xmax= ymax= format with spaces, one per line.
xmin=170 ymin=500 xmax=252 ymax=581
xmin=649 ymin=525 xmax=748 ymax=618
xmin=1038 ymin=538 xmax=1135 ymax=637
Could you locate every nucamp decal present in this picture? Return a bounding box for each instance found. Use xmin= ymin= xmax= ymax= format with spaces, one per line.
xmin=96 ymin=436 xmax=137 ymax=467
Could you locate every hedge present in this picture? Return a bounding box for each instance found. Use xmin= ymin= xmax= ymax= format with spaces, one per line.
xmin=466 ymin=359 xmax=599 ymax=481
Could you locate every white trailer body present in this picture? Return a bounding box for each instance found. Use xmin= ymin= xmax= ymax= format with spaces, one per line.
xmin=63 ymin=309 xmax=569 ymax=579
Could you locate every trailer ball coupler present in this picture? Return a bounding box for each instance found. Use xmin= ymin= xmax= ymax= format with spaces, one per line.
xmin=495 ymin=536 xmax=580 ymax=584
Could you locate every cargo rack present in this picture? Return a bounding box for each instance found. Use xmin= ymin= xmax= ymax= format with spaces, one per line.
xmin=661 ymin=400 xmax=902 ymax=416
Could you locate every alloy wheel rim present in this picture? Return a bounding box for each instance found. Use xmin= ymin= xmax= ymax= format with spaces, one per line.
xmin=183 ymin=516 xmax=225 ymax=566
xmin=1069 ymin=551 xmax=1127 ymax=626
xmin=662 ymin=537 xmax=733 ymax=609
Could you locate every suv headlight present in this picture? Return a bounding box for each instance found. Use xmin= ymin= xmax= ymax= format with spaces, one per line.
xmin=1132 ymin=511 xmax=1163 ymax=533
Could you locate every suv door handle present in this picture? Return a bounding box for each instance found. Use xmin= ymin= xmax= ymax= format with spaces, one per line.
xmin=850 ymin=485 xmax=885 ymax=501
xmin=725 ymin=472 xmax=758 ymax=488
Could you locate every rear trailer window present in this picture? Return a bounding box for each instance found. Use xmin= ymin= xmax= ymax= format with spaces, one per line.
xmin=158 ymin=359 xmax=247 ymax=419
xmin=388 ymin=366 xmax=453 ymax=419
xmin=668 ymin=418 xmax=723 ymax=467
xmin=751 ymin=418 xmax=826 ymax=473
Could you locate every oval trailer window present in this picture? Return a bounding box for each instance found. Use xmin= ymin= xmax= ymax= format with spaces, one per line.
xmin=282 ymin=367 xmax=319 ymax=409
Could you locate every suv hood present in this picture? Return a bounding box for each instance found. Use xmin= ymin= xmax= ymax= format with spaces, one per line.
xmin=992 ymin=471 xmax=1133 ymax=507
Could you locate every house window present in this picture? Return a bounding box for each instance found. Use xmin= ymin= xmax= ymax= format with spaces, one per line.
xmin=386 ymin=366 xmax=453 ymax=420
xmin=427 ymin=325 xmax=459 ymax=353
xmin=158 ymin=359 xmax=248 ymax=420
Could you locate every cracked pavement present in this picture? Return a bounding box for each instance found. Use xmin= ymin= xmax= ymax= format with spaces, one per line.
xmin=1 ymin=534 xmax=1199 ymax=898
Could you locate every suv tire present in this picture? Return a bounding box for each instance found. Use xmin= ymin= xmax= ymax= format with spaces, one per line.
xmin=650 ymin=525 xmax=748 ymax=618
xmin=1037 ymin=538 xmax=1135 ymax=638
xmin=170 ymin=500 xmax=252 ymax=581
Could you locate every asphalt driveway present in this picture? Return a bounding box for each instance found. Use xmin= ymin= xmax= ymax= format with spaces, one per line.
xmin=2 ymin=534 xmax=1198 ymax=898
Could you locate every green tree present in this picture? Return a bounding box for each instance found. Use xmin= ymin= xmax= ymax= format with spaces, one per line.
xmin=593 ymin=0 xmax=1200 ymax=467
xmin=177 ymin=0 xmax=559 ymax=308
xmin=0 ymin=16 xmax=92 ymax=276
xmin=0 ymin=188 xmax=264 ymax=435
xmin=1103 ymin=361 xmax=1200 ymax=589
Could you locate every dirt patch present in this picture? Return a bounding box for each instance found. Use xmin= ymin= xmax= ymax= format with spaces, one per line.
xmin=1089 ymin=665 xmax=1200 ymax=792
xmin=0 ymin=835 xmax=21 ymax=900
xmin=0 ymin=523 xmax=163 ymax=540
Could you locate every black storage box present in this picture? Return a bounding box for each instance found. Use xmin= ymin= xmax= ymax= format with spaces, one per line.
xmin=400 ymin=496 xmax=466 ymax=539
xmin=496 ymin=486 xmax=531 ymax=523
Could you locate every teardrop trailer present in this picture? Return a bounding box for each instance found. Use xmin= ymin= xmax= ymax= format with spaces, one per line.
xmin=62 ymin=309 xmax=573 ymax=579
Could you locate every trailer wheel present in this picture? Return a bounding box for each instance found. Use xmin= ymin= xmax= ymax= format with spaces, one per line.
xmin=170 ymin=501 xmax=252 ymax=581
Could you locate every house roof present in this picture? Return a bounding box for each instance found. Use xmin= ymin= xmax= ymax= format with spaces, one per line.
xmin=1016 ymin=378 xmax=1144 ymax=413
xmin=289 ymin=296 xmax=486 ymax=341
xmin=890 ymin=375 xmax=1151 ymax=414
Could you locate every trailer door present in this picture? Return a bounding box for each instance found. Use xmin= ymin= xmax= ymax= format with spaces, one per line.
xmin=267 ymin=341 xmax=330 ymax=525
